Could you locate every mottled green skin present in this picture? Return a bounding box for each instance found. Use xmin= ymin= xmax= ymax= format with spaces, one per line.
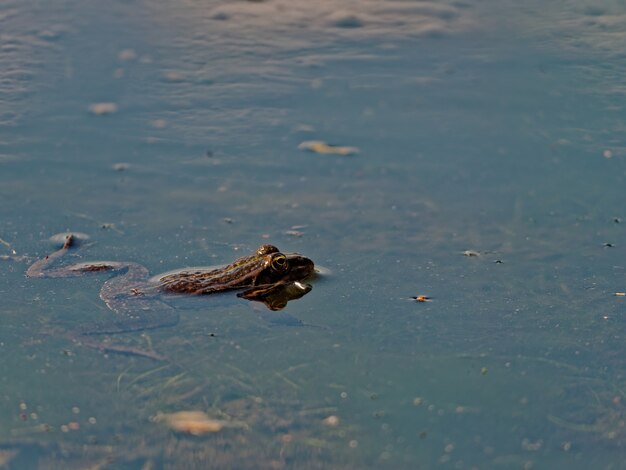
xmin=158 ymin=244 xmax=314 ymax=295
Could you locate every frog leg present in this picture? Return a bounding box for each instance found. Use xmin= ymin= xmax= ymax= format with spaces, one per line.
xmin=28 ymin=233 xmax=180 ymax=335
xmin=26 ymin=234 xmax=126 ymax=278
xmin=75 ymin=283 xmax=180 ymax=335
xmin=67 ymin=286 xmax=179 ymax=359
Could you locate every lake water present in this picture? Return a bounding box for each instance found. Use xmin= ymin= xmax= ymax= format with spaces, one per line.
xmin=1 ymin=0 xmax=626 ymax=468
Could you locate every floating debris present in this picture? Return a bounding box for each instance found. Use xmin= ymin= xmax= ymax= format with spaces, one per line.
xmin=294 ymin=124 xmax=315 ymax=133
xmin=211 ymin=11 xmax=230 ymax=21
xmin=162 ymin=71 xmax=185 ymax=83
xmin=100 ymin=223 xmax=121 ymax=232
xmin=298 ymin=140 xmax=359 ymax=156
xmin=67 ymin=421 xmax=80 ymax=431
xmin=285 ymin=230 xmax=304 ymax=237
xmin=327 ymin=11 xmax=365 ymax=28
xmin=0 ymin=449 xmax=18 ymax=467
xmin=88 ymin=102 xmax=118 ymax=115
xmin=0 ymin=237 xmax=16 ymax=255
xmin=69 ymin=212 xmax=124 ymax=234
xmin=10 ymin=423 xmax=53 ymax=437
xmin=112 ymin=162 xmax=130 ymax=171
xmin=118 ymin=48 xmax=137 ymax=61
xmin=412 ymin=295 xmax=431 ymax=302
xmin=322 ymin=415 xmax=340 ymax=427
xmin=153 ymin=411 xmax=245 ymax=435
xmin=462 ymin=250 xmax=480 ymax=257
xmin=521 ymin=438 xmax=543 ymax=452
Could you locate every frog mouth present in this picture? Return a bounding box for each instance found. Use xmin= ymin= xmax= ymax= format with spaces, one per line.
xmin=284 ymin=254 xmax=315 ymax=282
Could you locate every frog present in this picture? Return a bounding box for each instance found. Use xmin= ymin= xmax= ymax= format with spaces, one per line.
xmin=27 ymin=234 xmax=315 ymax=336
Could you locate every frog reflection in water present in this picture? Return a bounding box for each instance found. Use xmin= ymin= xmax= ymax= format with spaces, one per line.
xmin=27 ymin=235 xmax=315 ymax=335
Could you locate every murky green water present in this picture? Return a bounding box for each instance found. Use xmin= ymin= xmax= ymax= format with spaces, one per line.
xmin=1 ymin=0 xmax=626 ymax=468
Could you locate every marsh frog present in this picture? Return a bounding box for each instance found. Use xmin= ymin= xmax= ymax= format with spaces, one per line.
xmin=27 ymin=235 xmax=315 ymax=335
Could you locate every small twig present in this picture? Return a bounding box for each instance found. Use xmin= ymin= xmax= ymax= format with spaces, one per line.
xmin=0 ymin=237 xmax=16 ymax=255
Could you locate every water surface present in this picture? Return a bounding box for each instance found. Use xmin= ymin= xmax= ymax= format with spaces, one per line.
xmin=1 ymin=0 xmax=626 ymax=468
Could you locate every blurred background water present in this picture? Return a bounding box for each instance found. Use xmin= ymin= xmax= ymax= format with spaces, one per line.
xmin=1 ymin=0 xmax=626 ymax=468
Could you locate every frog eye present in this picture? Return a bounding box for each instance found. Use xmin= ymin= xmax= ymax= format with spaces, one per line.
xmin=270 ymin=254 xmax=288 ymax=272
